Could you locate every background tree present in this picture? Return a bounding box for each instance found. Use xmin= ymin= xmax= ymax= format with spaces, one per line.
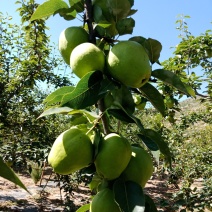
xmin=0 ymin=0 xmax=71 ymax=169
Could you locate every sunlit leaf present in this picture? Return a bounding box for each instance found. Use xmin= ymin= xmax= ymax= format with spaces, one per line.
xmin=30 ymin=0 xmax=69 ymax=21
xmin=43 ymin=86 xmax=75 ymax=107
xmin=43 ymin=71 xmax=109 ymax=110
xmin=183 ymin=83 xmax=196 ymax=97
xmin=0 ymin=156 xmax=30 ymax=193
xmin=113 ymin=179 xmax=145 ymax=212
xmin=38 ymin=107 xmax=73 ymax=118
xmin=69 ymin=0 xmax=84 ymax=12
xmin=58 ymin=8 xmax=77 ymax=20
xmin=61 ymin=71 xmax=109 ymax=109
xmin=139 ymin=83 xmax=166 ymax=117
xmin=68 ymin=109 xmax=99 ymax=123
xmin=95 ymin=22 xmax=111 ymax=29
xmin=76 ymin=203 xmax=90 ymax=212
xmin=89 ymin=173 xmax=102 ymax=192
xmin=152 ymin=69 xmax=195 ymax=96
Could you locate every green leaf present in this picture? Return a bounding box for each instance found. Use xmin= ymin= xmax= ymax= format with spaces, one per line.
xmin=113 ymin=179 xmax=145 ymax=212
xmin=43 ymin=86 xmax=75 ymax=107
xmin=152 ymin=69 xmax=195 ymax=96
xmin=98 ymin=77 xmax=117 ymax=95
xmin=89 ymin=173 xmax=102 ymax=192
xmin=112 ymin=85 xmax=135 ymax=115
xmin=0 ymin=156 xmax=30 ymax=193
xmin=127 ymin=9 xmax=137 ymax=16
xmin=69 ymin=0 xmax=84 ymax=13
xmin=69 ymin=113 xmax=89 ymax=125
xmin=38 ymin=106 xmax=73 ymax=118
xmin=58 ymin=8 xmax=77 ymax=20
xmin=183 ymin=83 xmax=196 ymax=97
xmin=76 ymin=203 xmax=90 ymax=212
xmin=44 ymin=71 xmax=107 ymax=110
xmin=108 ymin=108 xmax=135 ymax=123
xmin=93 ymin=4 xmax=106 ymax=23
xmin=30 ymin=0 xmax=69 ymax=21
xmin=143 ymin=129 xmax=172 ymax=166
xmin=128 ymin=0 xmax=134 ymax=6
xmin=108 ymin=0 xmax=131 ymax=21
xmin=92 ymin=129 xmax=103 ymax=159
xmin=61 ymin=71 xmax=106 ymax=109
xmin=108 ymin=104 xmax=144 ymax=132
xmin=143 ymin=38 xmax=162 ymax=64
xmin=96 ymin=22 xmax=112 ymax=29
xmin=116 ymin=18 xmax=135 ymax=35
xmin=144 ymin=194 xmax=158 ymax=212
xmin=137 ymin=134 xmax=159 ymax=151
xmin=129 ymin=37 xmax=162 ymax=64
xmin=139 ymin=83 xmax=166 ymax=117
xmin=68 ymin=109 xmax=99 ymax=123
xmin=129 ymin=36 xmax=147 ymax=45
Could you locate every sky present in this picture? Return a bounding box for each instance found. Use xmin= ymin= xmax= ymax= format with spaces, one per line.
xmin=1 ymin=0 xmax=212 ymax=92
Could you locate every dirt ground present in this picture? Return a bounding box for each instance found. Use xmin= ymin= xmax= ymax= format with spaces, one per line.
xmin=0 ymin=168 xmax=204 ymax=212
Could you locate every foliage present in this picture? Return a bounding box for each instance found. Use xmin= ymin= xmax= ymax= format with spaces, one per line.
xmin=0 ymin=1 xmax=71 ymax=171
xmin=168 ymin=104 xmax=211 ymax=210
xmin=162 ymin=15 xmax=212 ymax=99
xmin=1 ymin=0 xmax=211 ymax=211
xmin=0 ymin=156 xmax=29 ymax=192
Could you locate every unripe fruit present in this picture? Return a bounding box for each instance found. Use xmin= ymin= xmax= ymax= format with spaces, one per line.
xmin=90 ymin=188 xmax=121 ymax=212
xmin=58 ymin=27 xmax=89 ymax=65
xmin=121 ymin=146 xmax=153 ymax=188
xmin=95 ymin=133 xmax=131 ymax=180
xmin=48 ymin=128 xmax=93 ymax=175
xmin=106 ymin=41 xmax=151 ymax=88
xmin=70 ymin=43 xmax=105 ymax=78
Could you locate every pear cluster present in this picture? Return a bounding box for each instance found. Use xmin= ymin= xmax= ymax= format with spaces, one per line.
xmin=48 ymin=129 xmax=153 ymax=211
xmin=56 ymin=25 xmax=153 ymax=211
xmin=58 ymin=26 xmax=151 ymax=88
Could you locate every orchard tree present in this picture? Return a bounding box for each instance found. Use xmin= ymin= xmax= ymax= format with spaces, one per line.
xmin=0 ymin=0 xmax=71 ymax=186
xmin=161 ymin=15 xmax=211 ymax=111
xmin=30 ymin=0 xmax=196 ymax=211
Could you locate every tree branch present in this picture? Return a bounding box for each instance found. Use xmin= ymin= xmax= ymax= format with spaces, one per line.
xmin=194 ymin=89 xmax=209 ymax=99
xmin=84 ymin=0 xmax=96 ymax=44
xmin=84 ymin=0 xmax=111 ymax=135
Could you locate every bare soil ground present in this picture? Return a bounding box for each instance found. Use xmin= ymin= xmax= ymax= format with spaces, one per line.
xmin=0 ymin=168 xmax=204 ymax=212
